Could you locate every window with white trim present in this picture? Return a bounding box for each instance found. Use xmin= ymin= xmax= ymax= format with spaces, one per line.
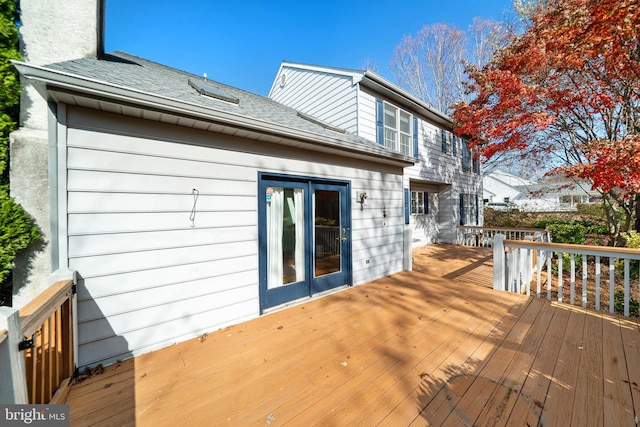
xmin=460 ymin=193 xmax=478 ymax=225
xmin=411 ymin=191 xmax=428 ymax=214
xmin=384 ymin=103 xmax=412 ymax=156
xmin=462 ymin=140 xmax=472 ymax=172
xmin=442 ymin=129 xmax=459 ymax=155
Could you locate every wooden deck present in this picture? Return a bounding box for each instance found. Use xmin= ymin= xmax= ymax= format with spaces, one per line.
xmin=65 ymin=244 xmax=640 ymax=426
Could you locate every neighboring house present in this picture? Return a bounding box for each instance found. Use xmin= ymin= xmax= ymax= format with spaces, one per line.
xmin=483 ymin=170 xmax=536 ymax=210
xmin=268 ymin=62 xmax=483 ymax=247
xmin=484 ymin=170 xmax=600 ymax=212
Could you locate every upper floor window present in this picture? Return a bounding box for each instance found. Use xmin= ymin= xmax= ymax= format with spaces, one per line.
xmin=383 ymin=103 xmax=412 ymax=156
xmin=440 ymin=129 xmax=456 ymax=156
xmin=376 ymin=98 xmax=416 ymax=157
xmin=462 ymin=139 xmax=481 ymax=174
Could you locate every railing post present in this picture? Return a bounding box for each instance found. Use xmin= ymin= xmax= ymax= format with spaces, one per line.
xmin=524 ymin=236 xmax=533 ymax=295
xmin=0 ymin=307 xmax=29 ymax=403
xmin=493 ymin=233 xmax=506 ymax=291
xmin=404 ymin=227 xmax=412 ymax=271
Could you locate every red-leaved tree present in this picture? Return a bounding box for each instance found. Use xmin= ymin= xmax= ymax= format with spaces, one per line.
xmin=453 ymin=0 xmax=640 ymax=237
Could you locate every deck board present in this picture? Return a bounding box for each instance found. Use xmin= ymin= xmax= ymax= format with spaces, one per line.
xmin=602 ymin=314 xmax=636 ymax=426
xmin=505 ymin=301 xmax=569 ymax=426
xmin=538 ymin=305 xmax=586 ymax=426
xmin=64 ymin=244 xmax=640 ymax=426
xmin=572 ymin=309 xmax=604 ymax=426
xmin=475 ymin=297 xmax=554 ymax=426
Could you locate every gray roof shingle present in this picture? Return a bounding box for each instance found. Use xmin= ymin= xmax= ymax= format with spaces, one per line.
xmin=45 ymin=52 xmax=394 ymax=154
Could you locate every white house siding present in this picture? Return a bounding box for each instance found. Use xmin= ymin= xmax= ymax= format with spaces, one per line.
xmin=269 ymin=67 xmax=359 ymax=134
xmin=267 ymin=66 xmax=483 ymax=247
xmin=405 ymin=117 xmax=483 ymax=245
xmin=63 ymin=106 xmax=405 ymax=368
xmin=357 ymin=91 xmax=377 ymax=142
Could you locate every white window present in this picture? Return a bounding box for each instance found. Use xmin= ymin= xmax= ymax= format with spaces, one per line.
xmin=441 ymin=129 xmax=455 ymax=155
xmin=411 ymin=191 xmax=427 ymax=214
xmin=384 ymin=103 xmax=412 ymax=156
xmin=460 ymin=194 xmax=478 ymax=225
xmin=462 ymin=141 xmax=472 ymax=172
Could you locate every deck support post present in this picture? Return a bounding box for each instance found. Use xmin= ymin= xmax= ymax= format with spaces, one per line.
xmin=493 ymin=233 xmax=506 ymax=291
xmin=403 ymin=228 xmax=412 ymax=271
xmin=0 ymin=307 xmax=29 ymax=403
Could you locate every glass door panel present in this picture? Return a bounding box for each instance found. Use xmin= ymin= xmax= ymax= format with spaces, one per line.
xmin=311 ymin=183 xmax=350 ymax=294
xmin=266 ymin=187 xmax=305 ymax=289
xmin=314 ymin=189 xmax=341 ymax=277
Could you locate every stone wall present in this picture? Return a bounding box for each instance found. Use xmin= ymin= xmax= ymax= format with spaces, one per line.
xmin=9 ymin=0 xmax=101 ymax=308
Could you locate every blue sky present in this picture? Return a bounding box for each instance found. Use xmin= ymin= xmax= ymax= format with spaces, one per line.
xmin=105 ymin=0 xmax=515 ymax=96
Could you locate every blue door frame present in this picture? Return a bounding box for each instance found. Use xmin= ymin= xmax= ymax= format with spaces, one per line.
xmin=258 ymin=173 xmax=352 ymax=312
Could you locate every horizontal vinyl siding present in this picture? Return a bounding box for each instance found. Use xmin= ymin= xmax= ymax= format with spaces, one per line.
xmin=65 ymin=106 xmax=405 ymax=367
xmin=66 ymin=124 xmax=259 ymax=366
xmin=357 ymin=91 xmax=376 ymax=142
xmin=270 ymin=68 xmax=358 ymax=133
xmin=406 ymin=117 xmax=482 ymax=244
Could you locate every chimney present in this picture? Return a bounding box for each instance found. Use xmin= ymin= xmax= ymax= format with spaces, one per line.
xmin=9 ymin=0 xmax=104 ymax=308
xmin=18 ymin=0 xmax=103 ymax=129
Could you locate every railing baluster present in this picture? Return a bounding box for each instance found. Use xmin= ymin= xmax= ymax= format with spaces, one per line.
xmin=526 ymin=247 xmax=531 ymax=296
xmin=536 ymin=249 xmax=542 ymax=297
xmin=558 ymin=253 xmax=563 ymax=303
xmin=547 ymin=251 xmax=553 ymax=301
xmin=582 ymin=256 xmax=588 ymax=308
xmin=570 ymin=254 xmax=575 ymax=305
xmin=55 ymin=307 xmax=62 ymax=392
xmin=624 ymin=258 xmax=630 ymax=317
xmin=595 ymin=256 xmax=601 ymax=311
xmin=609 ymin=258 xmax=615 ymax=314
xmin=39 ymin=324 xmax=45 ymax=404
xmin=30 ymin=343 xmax=36 ymax=404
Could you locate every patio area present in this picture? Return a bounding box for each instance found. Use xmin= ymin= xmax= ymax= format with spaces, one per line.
xmin=66 ymin=244 xmax=640 ymax=426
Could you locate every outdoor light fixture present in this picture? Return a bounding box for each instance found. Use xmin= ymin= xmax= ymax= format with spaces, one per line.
xmin=358 ymin=192 xmax=368 ymax=210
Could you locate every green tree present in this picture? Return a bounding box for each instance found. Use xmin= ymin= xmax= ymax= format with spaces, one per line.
xmin=0 ymin=0 xmax=40 ymax=306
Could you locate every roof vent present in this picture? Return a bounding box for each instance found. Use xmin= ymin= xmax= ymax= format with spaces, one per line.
xmin=188 ymin=78 xmax=239 ymax=104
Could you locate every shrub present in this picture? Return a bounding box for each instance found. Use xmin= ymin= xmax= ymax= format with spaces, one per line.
xmin=614 ymin=290 xmax=640 ymax=317
xmin=543 ymin=223 xmax=587 ymax=274
xmin=0 ymin=0 xmax=41 ymax=306
xmin=546 ymin=223 xmax=587 ymax=245
xmin=0 ymin=186 xmax=41 ymax=284
xmin=616 ymin=231 xmax=640 ymax=280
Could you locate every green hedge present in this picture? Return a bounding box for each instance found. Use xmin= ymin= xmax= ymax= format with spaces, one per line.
xmin=0 ymin=186 xmax=40 ymax=285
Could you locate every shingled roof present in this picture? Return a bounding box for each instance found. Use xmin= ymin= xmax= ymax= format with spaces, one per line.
xmin=14 ymin=52 xmax=415 ymax=167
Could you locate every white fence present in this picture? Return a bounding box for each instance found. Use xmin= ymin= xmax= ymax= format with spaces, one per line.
xmin=493 ymin=235 xmax=640 ymax=317
xmin=457 ymin=226 xmax=551 ymax=247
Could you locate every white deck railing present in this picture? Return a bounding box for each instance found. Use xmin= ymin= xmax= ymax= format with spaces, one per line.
xmin=457 ymin=226 xmax=551 ymax=247
xmin=493 ymin=234 xmax=640 ymax=317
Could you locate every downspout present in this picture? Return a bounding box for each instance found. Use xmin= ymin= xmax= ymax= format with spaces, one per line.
xmin=48 ymin=101 xmax=78 ymax=372
xmin=47 ymin=102 xmax=59 ymax=272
